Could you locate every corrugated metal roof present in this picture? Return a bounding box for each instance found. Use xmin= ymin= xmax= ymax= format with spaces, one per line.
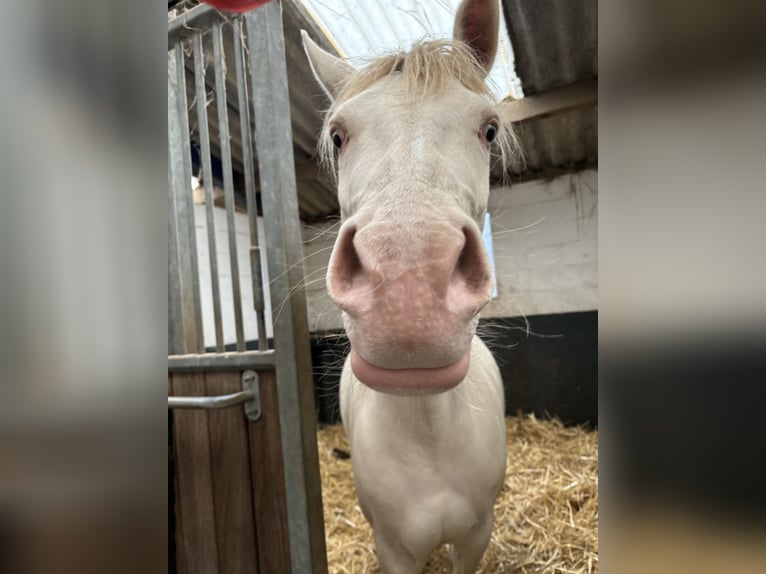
xmin=502 ymin=0 xmax=597 ymax=95
xmin=500 ymin=0 xmax=597 ymax=177
xmin=298 ymin=0 xmax=523 ymax=100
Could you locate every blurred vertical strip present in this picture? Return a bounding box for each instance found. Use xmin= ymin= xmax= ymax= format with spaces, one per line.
xmin=600 ymin=0 xmax=766 ymax=572
xmin=0 ymin=1 xmax=167 ymax=573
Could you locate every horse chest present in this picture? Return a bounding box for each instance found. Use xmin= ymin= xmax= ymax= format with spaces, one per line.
xmin=339 ymin=347 xmax=506 ymax=545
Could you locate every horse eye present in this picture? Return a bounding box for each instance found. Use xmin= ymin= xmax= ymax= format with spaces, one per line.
xmin=483 ymin=122 xmax=498 ymax=143
xmin=331 ymin=128 xmax=345 ymax=150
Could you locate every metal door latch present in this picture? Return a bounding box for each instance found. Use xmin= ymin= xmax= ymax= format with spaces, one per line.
xmin=168 ymin=370 xmax=262 ymax=421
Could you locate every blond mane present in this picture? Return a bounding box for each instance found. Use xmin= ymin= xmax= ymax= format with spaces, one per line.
xmin=337 ymin=40 xmax=491 ymax=104
xmin=319 ymin=40 xmax=520 ymax=176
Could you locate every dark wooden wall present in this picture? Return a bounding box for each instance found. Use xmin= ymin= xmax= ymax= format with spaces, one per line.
xmin=311 ymin=311 xmax=598 ymax=428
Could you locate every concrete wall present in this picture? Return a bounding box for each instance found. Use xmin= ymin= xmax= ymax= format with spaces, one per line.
xmin=191 ymin=168 xmax=597 ymax=342
xmin=194 ymin=204 xmax=274 ymax=349
xmin=484 ymin=169 xmax=597 ymax=318
xmin=301 ymin=169 xmax=597 ymax=332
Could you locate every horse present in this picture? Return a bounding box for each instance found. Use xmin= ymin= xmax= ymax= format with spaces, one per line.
xmin=302 ymin=1 xmax=517 ymax=571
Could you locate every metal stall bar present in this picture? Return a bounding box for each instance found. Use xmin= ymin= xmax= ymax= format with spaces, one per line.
xmin=169 ymin=391 xmax=253 ymax=410
xmin=193 ymin=33 xmax=225 ymax=352
xmin=212 ymin=21 xmax=246 ymax=352
xmin=168 ymin=5 xmax=222 ymax=51
xmin=168 ymin=44 xmax=203 ymax=355
xmin=245 ymin=3 xmax=327 ymax=573
xmin=232 ymin=17 xmax=268 ymax=351
xmin=168 ymin=159 xmax=182 ymax=355
xmin=169 ymin=370 xmax=262 ymax=420
xmin=168 ymin=349 xmax=276 ymax=372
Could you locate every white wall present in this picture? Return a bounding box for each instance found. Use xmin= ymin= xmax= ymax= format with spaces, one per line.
xmin=191 ymin=169 xmax=597 ymax=340
xmin=194 ymin=204 xmax=274 ymax=348
xmin=301 ymin=169 xmax=598 ymax=332
xmin=484 ymin=169 xmax=597 ymax=318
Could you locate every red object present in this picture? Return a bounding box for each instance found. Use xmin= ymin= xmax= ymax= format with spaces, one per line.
xmin=202 ymin=0 xmax=272 ymax=13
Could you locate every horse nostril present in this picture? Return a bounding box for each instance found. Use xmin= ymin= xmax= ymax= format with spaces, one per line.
xmin=329 ymin=220 xmax=492 ymax=320
xmin=328 ymin=224 xmax=360 ymax=297
xmin=328 ymin=223 xmax=385 ymax=318
xmin=456 ymin=226 xmax=493 ymax=295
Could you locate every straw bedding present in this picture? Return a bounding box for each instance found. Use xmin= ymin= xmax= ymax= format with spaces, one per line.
xmin=317 ymin=414 xmax=598 ymax=573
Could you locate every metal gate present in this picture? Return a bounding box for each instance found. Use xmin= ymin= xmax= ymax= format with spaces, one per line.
xmin=167 ymin=3 xmax=326 ymax=573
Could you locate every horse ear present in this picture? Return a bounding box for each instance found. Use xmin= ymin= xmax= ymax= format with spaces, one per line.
xmin=301 ymin=30 xmax=356 ymax=101
xmin=452 ymin=0 xmax=500 ymax=74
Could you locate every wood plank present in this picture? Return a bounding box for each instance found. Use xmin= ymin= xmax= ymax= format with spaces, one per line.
xmin=499 ymin=78 xmax=598 ymax=124
xmin=248 ymin=370 xmax=292 ymax=574
xmin=206 ymin=372 xmax=260 ymax=574
xmin=169 ymin=376 xmax=183 ymax=574
xmin=171 ymin=373 xmax=220 ymax=574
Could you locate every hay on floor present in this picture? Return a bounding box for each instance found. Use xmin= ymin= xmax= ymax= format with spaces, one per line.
xmin=317 ymin=414 xmax=598 ymax=573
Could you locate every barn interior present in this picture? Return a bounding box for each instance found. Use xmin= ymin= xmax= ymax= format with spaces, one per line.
xmin=168 ymin=1 xmax=598 ymax=572
xmin=168 ymin=0 xmax=598 ymax=427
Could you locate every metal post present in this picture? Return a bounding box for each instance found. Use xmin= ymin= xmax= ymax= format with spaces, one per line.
xmin=168 ymin=45 xmax=203 ymax=355
xmin=193 ymin=33 xmax=226 ymax=352
xmin=232 ymin=17 xmax=269 ymax=351
xmin=212 ymin=21 xmax=246 ymax=352
xmin=245 ymin=3 xmax=328 ymax=572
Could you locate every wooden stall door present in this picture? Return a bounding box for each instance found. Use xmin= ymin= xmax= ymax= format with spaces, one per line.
xmin=170 ymin=370 xmax=290 ymax=574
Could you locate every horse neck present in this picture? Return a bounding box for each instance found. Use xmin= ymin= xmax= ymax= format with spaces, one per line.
xmin=371 ymin=381 xmax=476 ymax=437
